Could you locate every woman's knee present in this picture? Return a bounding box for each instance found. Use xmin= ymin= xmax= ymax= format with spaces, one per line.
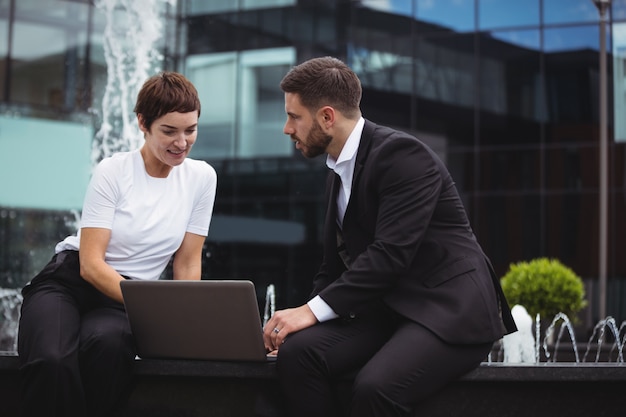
xmin=81 ymin=309 xmax=133 ymax=351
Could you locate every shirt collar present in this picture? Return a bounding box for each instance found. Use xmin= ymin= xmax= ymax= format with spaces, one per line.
xmin=326 ymin=117 xmax=365 ymax=171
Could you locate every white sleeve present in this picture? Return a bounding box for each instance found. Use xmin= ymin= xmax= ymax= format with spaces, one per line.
xmin=79 ymin=159 xmax=119 ymax=230
xmin=186 ymin=163 xmax=217 ymax=236
xmin=307 ymin=295 xmax=339 ymax=322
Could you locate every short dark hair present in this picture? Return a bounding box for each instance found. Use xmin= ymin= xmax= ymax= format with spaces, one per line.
xmin=134 ymin=71 xmax=201 ymax=131
xmin=280 ymin=56 xmax=362 ymax=119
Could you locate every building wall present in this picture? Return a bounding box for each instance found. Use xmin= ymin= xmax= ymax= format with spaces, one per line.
xmin=1 ymin=0 xmax=625 ymax=334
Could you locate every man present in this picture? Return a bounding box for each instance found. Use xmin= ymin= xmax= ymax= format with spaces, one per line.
xmin=263 ymin=56 xmax=516 ymax=417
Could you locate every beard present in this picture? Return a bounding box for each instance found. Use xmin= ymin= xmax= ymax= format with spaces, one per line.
xmin=293 ymin=120 xmax=332 ymax=158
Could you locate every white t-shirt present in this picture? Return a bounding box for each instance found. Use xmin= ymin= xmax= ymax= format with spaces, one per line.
xmin=56 ymin=149 xmax=217 ymax=280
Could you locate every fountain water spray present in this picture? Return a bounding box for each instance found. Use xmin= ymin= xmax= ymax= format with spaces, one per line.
xmin=583 ymin=316 xmax=625 ymax=363
xmin=543 ymin=312 xmax=579 ymax=363
xmin=92 ymin=0 xmax=177 ymax=164
xmin=0 ymin=0 xmax=175 ymax=353
xmin=498 ymin=307 xmax=625 ymax=364
xmin=502 ymin=305 xmax=535 ymax=363
xmin=0 ymin=289 xmax=23 ymax=352
xmin=263 ymin=284 xmax=276 ymax=327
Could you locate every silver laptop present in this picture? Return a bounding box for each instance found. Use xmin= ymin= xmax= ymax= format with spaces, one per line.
xmin=120 ymin=279 xmax=271 ymax=362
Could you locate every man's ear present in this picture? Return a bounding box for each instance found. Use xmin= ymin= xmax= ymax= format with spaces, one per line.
xmin=318 ymin=106 xmax=335 ymax=127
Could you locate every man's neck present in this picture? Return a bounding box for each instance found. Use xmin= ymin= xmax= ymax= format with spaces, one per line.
xmin=327 ymin=117 xmax=361 ymax=159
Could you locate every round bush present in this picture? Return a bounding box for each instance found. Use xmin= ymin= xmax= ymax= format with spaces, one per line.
xmin=500 ymin=258 xmax=587 ymax=323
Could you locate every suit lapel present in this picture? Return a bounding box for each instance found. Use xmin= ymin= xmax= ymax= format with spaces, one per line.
xmin=323 ymin=172 xmax=341 ymax=263
xmin=343 ymin=120 xmax=375 ymax=226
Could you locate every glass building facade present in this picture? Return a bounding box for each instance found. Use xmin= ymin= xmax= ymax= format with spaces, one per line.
xmin=1 ymin=0 xmax=626 ymax=344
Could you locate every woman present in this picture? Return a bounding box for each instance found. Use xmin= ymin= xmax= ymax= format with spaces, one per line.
xmin=17 ymin=72 xmax=217 ymax=417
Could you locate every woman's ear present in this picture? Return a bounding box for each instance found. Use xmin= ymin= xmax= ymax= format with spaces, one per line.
xmin=137 ymin=114 xmax=148 ymax=133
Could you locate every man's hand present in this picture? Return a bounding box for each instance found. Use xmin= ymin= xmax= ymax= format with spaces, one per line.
xmin=263 ymin=304 xmax=318 ymax=352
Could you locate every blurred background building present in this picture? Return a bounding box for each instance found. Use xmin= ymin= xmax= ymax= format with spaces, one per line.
xmin=1 ymin=0 xmax=625 ymax=338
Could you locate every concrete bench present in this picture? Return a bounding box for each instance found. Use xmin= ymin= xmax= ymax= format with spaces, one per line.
xmin=1 ymin=352 xmax=625 ymax=416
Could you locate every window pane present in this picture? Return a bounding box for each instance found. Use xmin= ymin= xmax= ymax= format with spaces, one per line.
xmin=238 ymin=48 xmax=294 ymax=158
xmin=478 ymin=148 xmax=541 ymax=191
xmin=186 ymin=47 xmax=295 ymax=160
xmin=490 ymin=29 xmax=540 ymax=51
xmin=614 ymin=23 xmax=626 ymax=141
xmin=0 ymin=0 xmax=8 ymax=100
xmin=544 ymin=25 xmax=599 ymax=53
xmin=416 ymin=0 xmax=475 ymax=33
xmin=544 ymin=0 xmax=599 ymax=24
xmin=473 ymin=194 xmax=542 ymax=273
xmin=544 ymin=26 xmax=598 ymax=130
xmin=0 ymin=115 xmax=92 ymax=210
xmin=186 ymin=0 xmax=295 ymax=15
xmin=544 ymin=145 xmax=598 ymax=190
xmin=615 ymin=0 xmax=626 ymax=20
xmin=479 ymin=29 xmax=544 ymax=140
xmin=187 ymin=53 xmax=238 ymax=160
xmin=479 ymin=0 xmax=540 ymax=30
xmin=545 ymin=193 xmax=596 ymax=276
xmin=10 ymin=0 xmax=90 ymax=110
xmin=360 ymin=0 xmax=413 ymax=16
xmin=242 ymin=0 xmax=294 ymax=10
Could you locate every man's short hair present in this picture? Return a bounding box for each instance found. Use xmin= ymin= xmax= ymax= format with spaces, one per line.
xmin=280 ymin=56 xmax=362 ymax=119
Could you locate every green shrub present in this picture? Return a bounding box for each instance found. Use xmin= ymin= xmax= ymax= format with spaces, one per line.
xmin=500 ymin=258 xmax=587 ymax=323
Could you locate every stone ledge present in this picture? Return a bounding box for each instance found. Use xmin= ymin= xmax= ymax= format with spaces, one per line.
xmin=3 ymin=352 xmax=625 ymax=381
xmin=2 ymin=352 xmax=625 ymax=417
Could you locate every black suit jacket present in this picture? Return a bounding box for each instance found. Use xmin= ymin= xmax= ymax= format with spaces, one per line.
xmin=312 ymin=120 xmax=516 ymax=344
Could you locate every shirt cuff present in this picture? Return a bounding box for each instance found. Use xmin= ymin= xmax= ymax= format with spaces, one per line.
xmin=307 ymin=295 xmax=339 ymax=322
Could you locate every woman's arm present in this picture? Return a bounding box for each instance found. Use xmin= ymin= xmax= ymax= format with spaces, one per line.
xmin=79 ymin=227 xmax=126 ymax=303
xmin=172 ymin=232 xmax=206 ymax=280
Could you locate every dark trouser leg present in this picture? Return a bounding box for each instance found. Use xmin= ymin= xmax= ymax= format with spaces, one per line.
xmin=18 ymin=251 xmax=136 ymax=417
xmin=80 ymin=302 xmax=135 ymax=417
xmin=350 ymin=319 xmax=493 ymax=417
xmin=276 ymin=307 xmax=395 ymax=417
xmin=18 ymin=276 xmax=85 ymax=417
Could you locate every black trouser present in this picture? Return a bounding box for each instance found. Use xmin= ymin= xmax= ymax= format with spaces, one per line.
xmin=276 ymin=305 xmax=493 ymax=417
xmin=17 ymin=250 xmax=136 ymax=417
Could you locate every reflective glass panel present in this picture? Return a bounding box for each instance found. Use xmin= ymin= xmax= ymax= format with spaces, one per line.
xmin=186 ymin=52 xmax=238 ymax=159
xmin=416 ymin=0 xmax=475 ymax=33
xmin=360 ymin=0 xmax=413 ymax=16
xmin=0 ymin=115 xmax=92 ymax=210
xmin=473 ymin=194 xmax=542 ymax=272
xmin=186 ymin=47 xmax=295 ymax=160
xmin=0 ymin=0 xmax=8 ymax=100
xmin=481 ymin=29 xmax=544 ymax=131
xmin=615 ymin=0 xmax=626 ymax=20
xmin=544 ymin=25 xmax=598 ymax=52
xmin=544 ymin=0 xmax=599 ymax=24
xmin=11 ymin=0 xmax=90 ymax=109
xmin=479 ymin=0 xmax=540 ymax=30
xmin=186 ymin=0 xmax=294 ymax=15
xmin=490 ymin=29 xmax=540 ymax=51
xmin=544 ymin=145 xmax=598 ymax=190
xmin=478 ymin=148 xmax=541 ymax=191
xmin=242 ymin=0 xmax=294 ymax=10
xmin=614 ymin=22 xmax=626 ymax=141
xmin=543 ymin=26 xmax=598 ymax=129
xmin=237 ymin=48 xmax=295 ymax=158
xmin=545 ymin=193 xmax=596 ymax=276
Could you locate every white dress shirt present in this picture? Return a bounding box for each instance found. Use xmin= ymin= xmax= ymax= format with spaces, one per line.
xmin=307 ymin=117 xmax=365 ymax=322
